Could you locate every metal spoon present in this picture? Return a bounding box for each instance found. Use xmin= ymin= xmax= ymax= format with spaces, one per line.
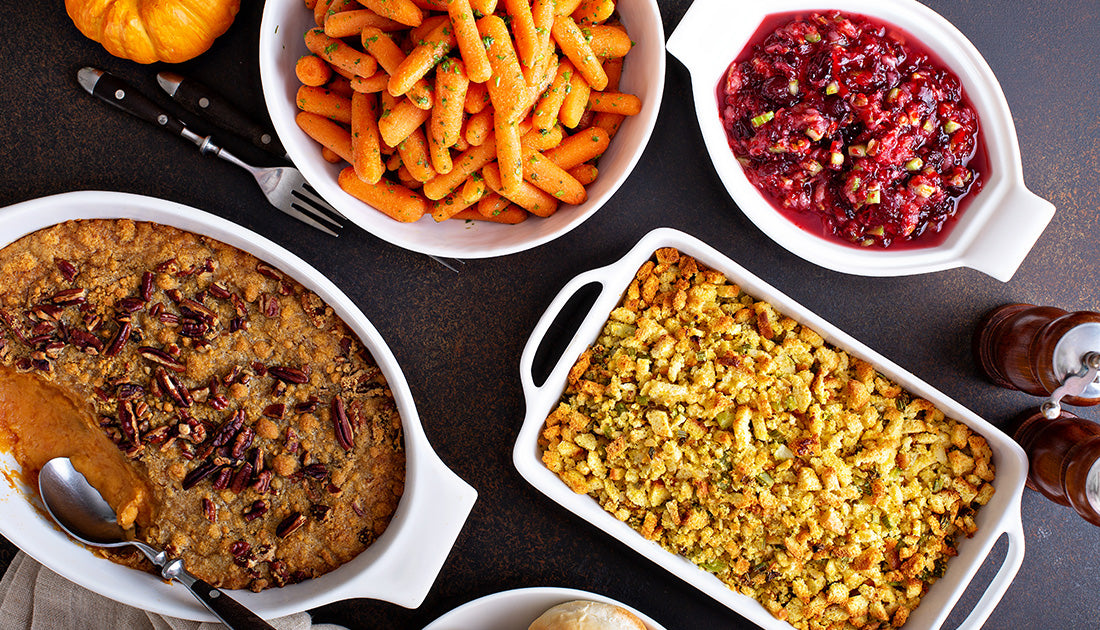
xmin=38 ymin=457 xmax=274 ymax=629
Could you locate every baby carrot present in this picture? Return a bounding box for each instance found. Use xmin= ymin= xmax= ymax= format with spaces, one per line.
xmin=358 ymin=0 xmax=423 ymax=27
xmin=464 ymin=81 xmax=491 ymax=114
xmin=378 ymin=96 xmax=432 ymax=146
xmin=305 ymin=28 xmax=378 ymax=78
xmin=325 ymin=9 xmax=406 ymax=37
xmin=430 ymin=188 xmax=478 ymax=221
xmin=482 ymin=162 xmax=559 ymax=217
xmin=296 ymin=111 xmax=353 ymax=163
xmin=534 ymin=61 xmax=574 ymax=131
xmin=448 ymin=0 xmax=492 ymax=84
xmin=522 ymin=124 xmax=563 ymax=151
xmin=572 ymin=0 xmax=614 ymax=24
xmin=476 ymin=191 xmax=511 ymax=218
xmin=587 ymin=91 xmax=641 ymax=116
xmin=504 ymin=0 xmax=539 ymax=69
xmin=338 ymin=168 xmax=428 ymax=222
xmin=351 ymin=92 xmax=384 ymax=183
xmin=461 ymin=174 xmax=486 ymax=203
xmin=551 ymin=16 xmax=607 ymax=90
xmin=469 ymin=0 xmax=497 ymax=16
xmin=351 ymin=73 xmax=390 ymax=93
xmin=521 ymin=146 xmax=587 ymax=204
xmin=397 ymin=126 xmax=437 ymax=182
xmin=543 ymin=126 xmax=609 ymax=169
xmin=554 ymin=0 xmax=584 ymax=16
xmin=360 ymin=27 xmax=405 ymax=76
xmin=494 ymin=113 xmax=524 ymax=195
xmin=588 ymin=25 xmax=633 ymax=58
xmin=454 ymin=206 xmax=528 ymax=223
xmin=559 ymin=65 xmax=591 ymax=128
xmin=478 ymin=15 xmax=526 ymax=122
xmin=296 ymin=55 xmax=333 ymax=87
xmin=388 ymin=20 xmax=457 ymax=97
xmin=297 ymin=85 xmax=353 ymax=123
xmin=464 ymin=109 xmax=493 ymax=146
xmin=431 ymin=58 xmax=469 ymax=148
xmin=569 ymin=163 xmax=598 ymax=185
xmin=423 ymin=135 xmax=498 ymax=200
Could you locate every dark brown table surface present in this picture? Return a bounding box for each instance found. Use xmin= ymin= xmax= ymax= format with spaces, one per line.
xmin=0 ymin=1 xmax=1097 ymax=628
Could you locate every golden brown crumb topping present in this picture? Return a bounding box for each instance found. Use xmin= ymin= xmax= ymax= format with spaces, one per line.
xmin=0 ymin=219 xmax=405 ymax=591
xmin=540 ymin=248 xmax=995 ymax=630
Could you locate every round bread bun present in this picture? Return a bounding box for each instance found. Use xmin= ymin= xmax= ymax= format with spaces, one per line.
xmin=528 ymin=600 xmax=648 ymax=630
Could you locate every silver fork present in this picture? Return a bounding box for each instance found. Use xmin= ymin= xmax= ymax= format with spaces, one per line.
xmin=78 ymin=67 xmax=341 ymax=236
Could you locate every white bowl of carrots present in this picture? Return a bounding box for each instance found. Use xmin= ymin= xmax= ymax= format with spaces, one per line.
xmin=259 ymin=0 xmax=665 ymax=258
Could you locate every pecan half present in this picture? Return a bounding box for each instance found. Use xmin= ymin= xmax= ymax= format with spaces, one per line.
xmin=211 ymin=409 xmax=246 ymax=447
xmin=260 ymin=293 xmax=280 ymax=318
xmin=262 ymin=403 xmax=285 ymax=419
xmin=275 ymin=512 xmax=306 ymax=538
xmin=230 ymin=426 xmax=255 ymax=459
xmin=212 ymin=466 xmax=232 ymax=490
xmin=50 ymin=288 xmax=87 ymax=306
xmin=182 ymin=460 xmax=219 ymax=490
xmin=117 ymin=297 xmax=145 ymax=313
xmin=252 ymin=470 xmax=273 ymax=494
xmin=268 ymin=366 xmax=308 ymax=384
xmin=138 ymin=346 xmax=185 ymax=372
xmin=229 ymin=463 xmax=254 ymax=493
xmin=105 ymin=320 xmax=131 ymax=357
xmin=203 ymin=498 xmax=217 ymax=523
xmin=256 ymin=263 xmax=282 ymax=280
xmin=332 ymin=396 xmax=354 ymax=451
xmin=156 ymin=367 xmax=193 ymax=408
xmin=55 ymin=258 xmax=78 ymax=282
xmin=208 ymin=282 xmax=231 ymax=299
xmin=243 ymin=500 xmax=267 ymax=522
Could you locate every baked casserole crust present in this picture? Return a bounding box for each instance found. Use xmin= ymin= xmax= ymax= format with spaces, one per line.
xmin=540 ymin=248 xmax=995 ymax=630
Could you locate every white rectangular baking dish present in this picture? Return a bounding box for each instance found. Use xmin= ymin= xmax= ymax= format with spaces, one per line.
xmin=0 ymin=190 xmax=478 ymax=621
xmin=514 ymin=227 xmax=1027 ymax=630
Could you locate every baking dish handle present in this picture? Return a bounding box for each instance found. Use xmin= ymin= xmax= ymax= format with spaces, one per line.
xmin=962 ymin=184 xmax=1054 ymax=282
xmin=519 ymin=267 xmax=611 ymax=398
xmin=953 ymin=517 xmax=1026 ymax=630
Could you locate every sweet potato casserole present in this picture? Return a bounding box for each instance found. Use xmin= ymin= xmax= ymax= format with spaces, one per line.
xmin=0 ymin=219 xmax=405 ymax=591
xmin=540 ymin=248 xmax=995 ymax=629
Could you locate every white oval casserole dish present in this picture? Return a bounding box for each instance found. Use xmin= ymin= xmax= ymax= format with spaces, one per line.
xmin=666 ymin=0 xmax=1054 ymax=281
xmin=258 ymin=0 xmax=666 ymax=259
xmin=514 ymin=227 xmax=1028 ymax=630
xmin=0 ymin=190 xmax=477 ymax=621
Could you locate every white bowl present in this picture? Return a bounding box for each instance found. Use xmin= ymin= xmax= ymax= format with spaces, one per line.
xmin=0 ymin=191 xmax=478 ymax=621
xmin=259 ymin=0 xmax=665 ymax=259
xmin=666 ymin=0 xmax=1054 ymax=281
xmin=423 ymin=587 xmax=667 ymax=630
xmin=514 ymin=227 xmax=1028 ymax=630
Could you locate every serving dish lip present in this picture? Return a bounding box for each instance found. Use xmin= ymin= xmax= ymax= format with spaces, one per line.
xmin=422 ymin=586 xmax=668 ymax=630
xmin=665 ymin=0 xmax=1051 ymax=278
xmin=514 ymin=226 xmax=1028 ymax=630
xmin=0 ymin=190 xmax=476 ymax=621
xmin=258 ymin=0 xmax=666 ymax=259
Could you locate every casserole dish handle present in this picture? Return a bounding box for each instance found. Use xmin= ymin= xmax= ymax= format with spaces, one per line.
xmin=520 ymin=266 xmax=616 ymax=399
xmin=953 ymin=516 xmax=1026 ymax=629
xmin=962 ymin=184 xmax=1054 ymax=282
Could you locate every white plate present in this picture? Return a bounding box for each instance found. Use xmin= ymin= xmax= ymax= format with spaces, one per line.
xmin=666 ymin=0 xmax=1054 ymax=280
xmin=514 ymin=227 xmax=1028 ymax=630
xmin=259 ymin=0 xmax=666 ymax=259
xmin=0 ymin=191 xmax=477 ymax=621
xmin=423 ymin=587 xmax=667 ymax=630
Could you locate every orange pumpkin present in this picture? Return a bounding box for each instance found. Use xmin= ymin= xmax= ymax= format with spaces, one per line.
xmin=66 ymin=0 xmax=241 ymax=64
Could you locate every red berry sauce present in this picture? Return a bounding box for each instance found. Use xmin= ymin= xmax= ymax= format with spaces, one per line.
xmin=719 ymin=11 xmax=985 ymax=248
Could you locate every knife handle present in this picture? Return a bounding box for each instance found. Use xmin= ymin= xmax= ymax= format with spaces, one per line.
xmin=159 ymin=73 xmax=287 ymax=159
xmin=80 ymin=68 xmax=187 ymax=138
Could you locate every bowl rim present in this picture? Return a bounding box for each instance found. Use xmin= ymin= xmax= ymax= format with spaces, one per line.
xmin=666 ymin=0 xmax=1053 ymax=279
xmin=258 ymin=0 xmax=666 ymax=259
xmin=514 ymin=226 xmax=1028 ymax=630
xmin=422 ymin=586 xmax=667 ymax=630
xmin=0 ymin=190 xmax=476 ymax=621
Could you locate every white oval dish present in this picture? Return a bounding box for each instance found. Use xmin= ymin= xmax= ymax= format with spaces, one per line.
xmin=0 ymin=191 xmax=477 ymax=621
xmin=514 ymin=227 xmax=1028 ymax=630
xmin=423 ymin=586 xmax=667 ymax=630
xmin=258 ymin=0 xmax=665 ymax=259
xmin=666 ymin=0 xmax=1054 ymax=281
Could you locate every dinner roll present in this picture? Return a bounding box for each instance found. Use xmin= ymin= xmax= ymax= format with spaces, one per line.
xmin=528 ymin=600 xmax=647 ymax=630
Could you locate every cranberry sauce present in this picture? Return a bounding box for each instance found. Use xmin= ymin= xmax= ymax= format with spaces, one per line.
xmin=719 ymin=11 xmax=986 ymax=249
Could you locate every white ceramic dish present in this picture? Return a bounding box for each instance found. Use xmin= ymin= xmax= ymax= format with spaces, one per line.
xmin=259 ymin=0 xmax=665 ymax=259
xmin=666 ymin=0 xmax=1054 ymax=281
xmin=423 ymin=586 xmax=667 ymax=630
xmin=0 ymin=191 xmax=478 ymax=621
xmin=514 ymin=227 xmax=1028 ymax=630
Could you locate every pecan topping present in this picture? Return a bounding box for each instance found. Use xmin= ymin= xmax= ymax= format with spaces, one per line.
xmin=252 ymin=470 xmax=273 ymax=494
xmin=230 ymin=463 xmax=254 ymax=493
xmin=332 ymin=396 xmax=354 ymax=451
xmin=230 ymin=426 xmax=255 ymax=459
xmin=275 ymin=512 xmax=306 ymax=538
xmin=268 ymin=366 xmax=308 ymax=384
xmin=138 ymin=346 xmax=186 ymax=372
xmin=230 ymin=540 xmax=250 ymax=558
xmin=182 ymin=460 xmax=220 ymax=490
xmin=55 ymin=258 xmax=78 ymax=282
xmin=116 ymin=297 xmax=145 ymax=313
xmin=208 ymin=282 xmax=231 ymax=299
xmin=105 ymin=320 xmax=131 ymax=357
xmin=243 ymin=500 xmax=267 ymax=521
xmin=203 ymin=498 xmax=217 ymax=523
xmin=156 ymin=367 xmax=193 ymax=408
xmin=260 ymin=293 xmax=280 ymax=318
xmin=302 ymin=463 xmax=329 ymax=480
xmin=294 ymin=397 xmax=319 ymax=413
xmin=212 ymin=466 xmax=232 ymax=491
xmin=310 ymin=504 xmax=331 ymax=521
xmin=114 ymin=381 xmax=144 ymax=400
xmin=68 ymin=329 xmax=103 ymax=354
xmin=145 ymin=425 xmax=171 ymax=444
xmin=32 ymin=304 xmax=64 ymax=321
xmin=256 ymin=263 xmax=282 ymax=280
xmin=262 ymin=403 xmax=285 ymax=419
xmin=211 ymin=409 xmax=246 ymax=448
xmin=180 ymin=298 xmax=217 ymax=325
xmin=50 ymin=287 xmax=86 ymax=306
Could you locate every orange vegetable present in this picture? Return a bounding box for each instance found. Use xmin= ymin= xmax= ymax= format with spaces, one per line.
xmin=305 ymin=28 xmax=378 ymax=78
xmin=569 ymin=163 xmax=598 ymax=185
xmin=543 ymin=126 xmax=609 ymax=169
xmin=559 ymin=64 xmax=591 ymax=128
xmin=476 ymin=191 xmax=511 ymax=218
xmin=478 ymin=15 xmax=526 ymax=122
xmin=587 ymin=91 xmax=641 ymax=116
xmin=533 ymin=61 xmax=574 ymax=131
xmin=571 ymin=0 xmax=614 ymax=24
xmin=297 ymin=85 xmax=353 ymax=123
xmin=296 ymin=111 xmax=353 ymax=163
xmin=388 ymin=20 xmax=457 ymax=97
xmin=588 ymin=25 xmax=633 ymax=58
xmin=358 ymin=0 xmax=423 ymax=26
xmin=453 ymin=206 xmax=528 ymax=223
xmin=431 ymin=58 xmax=470 ymax=148
xmin=551 ymin=16 xmax=607 ymax=90
xmin=296 ymin=55 xmax=333 ymax=87
xmin=351 ymin=92 xmax=384 ymax=183
xmin=324 ymin=9 xmax=406 ymax=37
xmin=503 ymin=0 xmax=538 ymax=69
xmin=448 ymin=0 xmax=493 ymax=83
xmin=423 ymin=136 xmax=498 ymax=200
xmin=338 ymin=167 xmax=428 ymax=222
xmin=378 ymin=96 xmax=432 ymax=146
xmin=482 ymin=162 xmax=558 ymax=217
xmin=521 ymin=146 xmax=587 ymax=204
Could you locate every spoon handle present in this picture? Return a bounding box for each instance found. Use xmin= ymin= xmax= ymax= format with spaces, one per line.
xmin=186 ymin=577 xmax=276 ymax=630
xmin=162 ymin=559 xmax=275 ymax=630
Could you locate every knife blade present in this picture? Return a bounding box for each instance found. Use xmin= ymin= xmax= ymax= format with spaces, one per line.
xmin=156 ymin=71 xmax=287 ymax=160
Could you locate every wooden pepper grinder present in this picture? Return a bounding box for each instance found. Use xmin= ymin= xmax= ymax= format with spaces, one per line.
xmin=1013 ymin=409 xmax=1100 ymax=526
xmin=973 ymin=303 xmax=1100 ymax=411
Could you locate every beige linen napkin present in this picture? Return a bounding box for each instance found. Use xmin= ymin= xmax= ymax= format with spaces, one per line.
xmin=0 ymin=552 xmax=346 ymax=630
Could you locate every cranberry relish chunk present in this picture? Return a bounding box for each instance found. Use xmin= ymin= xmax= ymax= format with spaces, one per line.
xmin=720 ymin=12 xmax=983 ymax=247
